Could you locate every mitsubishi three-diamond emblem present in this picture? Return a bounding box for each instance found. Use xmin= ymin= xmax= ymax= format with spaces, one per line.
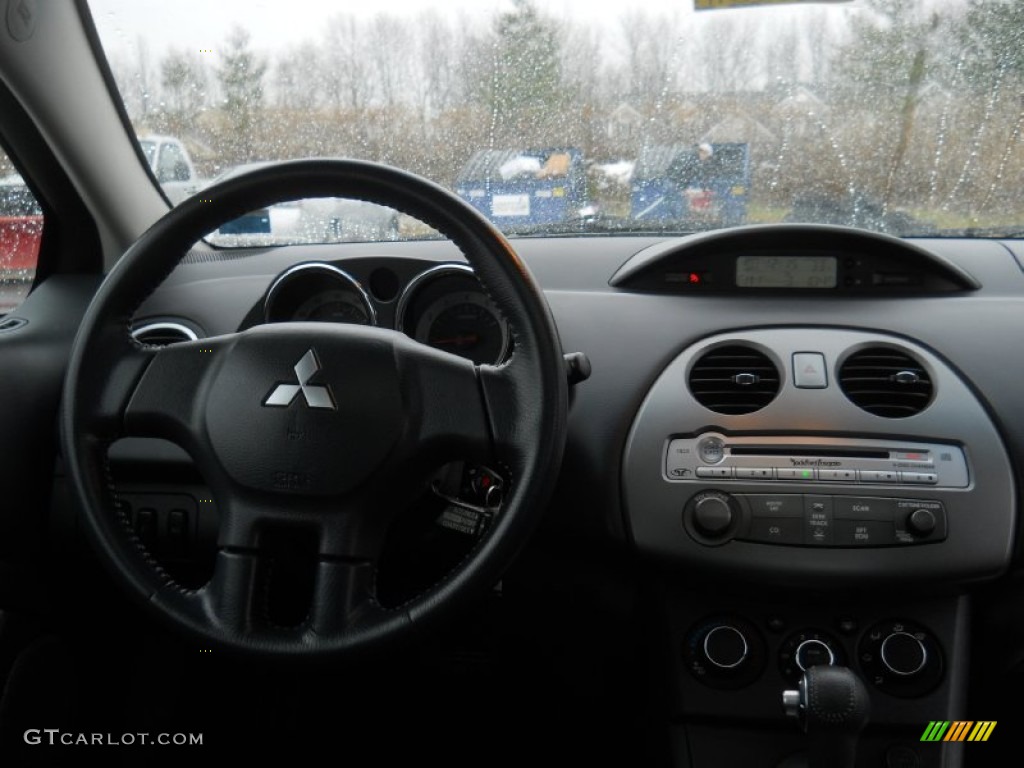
xmin=263 ymin=349 xmax=337 ymax=410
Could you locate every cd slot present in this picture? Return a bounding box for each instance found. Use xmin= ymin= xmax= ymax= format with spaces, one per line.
xmin=730 ymin=447 xmax=890 ymax=459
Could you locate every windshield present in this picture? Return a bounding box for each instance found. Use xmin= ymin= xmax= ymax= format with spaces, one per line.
xmin=138 ymin=140 xmax=156 ymax=167
xmin=89 ymin=0 xmax=1024 ymax=242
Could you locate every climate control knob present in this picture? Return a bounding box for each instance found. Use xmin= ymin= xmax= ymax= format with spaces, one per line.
xmin=795 ymin=638 xmax=836 ymax=671
xmin=859 ymin=619 xmax=943 ymax=697
xmin=704 ymin=625 xmax=749 ymax=669
xmin=684 ymin=616 xmax=766 ymax=689
xmin=880 ymin=631 xmax=928 ymax=676
xmin=779 ymin=629 xmax=844 ymax=682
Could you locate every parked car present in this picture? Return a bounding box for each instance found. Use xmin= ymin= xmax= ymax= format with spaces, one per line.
xmin=0 ymin=173 xmax=42 ymax=274
xmin=137 ymin=135 xmax=203 ymax=205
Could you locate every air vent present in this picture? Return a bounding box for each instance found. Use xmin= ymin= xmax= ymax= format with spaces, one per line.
xmin=130 ymin=322 xmax=199 ymax=346
xmin=0 ymin=317 xmax=28 ymax=333
xmin=839 ymin=347 xmax=933 ymax=418
xmin=688 ymin=345 xmax=780 ymax=415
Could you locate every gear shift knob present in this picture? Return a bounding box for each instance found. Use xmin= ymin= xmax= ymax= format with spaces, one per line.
xmin=782 ymin=665 xmax=871 ymax=768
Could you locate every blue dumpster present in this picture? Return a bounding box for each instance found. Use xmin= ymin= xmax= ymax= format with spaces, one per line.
xmin=631 ymin=143 xmax=750 ymax=227
xmin=456 ymin=147 xmax=586 ymax=229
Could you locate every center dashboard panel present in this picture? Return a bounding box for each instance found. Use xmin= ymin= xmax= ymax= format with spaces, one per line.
xmin=622 ymin=327 xmax=1015 ymax=584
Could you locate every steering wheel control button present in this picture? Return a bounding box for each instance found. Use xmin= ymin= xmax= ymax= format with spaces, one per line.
xmin=859 ymin=620 xmax=943 ymax=697
xmin=880 ymin=632 xmax=928 ymax=677
xmin=704 ymin=625 xmax=749 ymax=669
xmin=684 ymin=491 xmax=740 ymax=545
xmin=793 ymin=353 xmax=828 ymax=389
xmin=803 ymin=496 xmax=833 ymax=545
xmin=698 ymin=437 xmax=726 ymax=464
xmin=684 ymin=616 xmax=766 ymax=689
xmin=779 ymin=629 xmax=844 ymax=682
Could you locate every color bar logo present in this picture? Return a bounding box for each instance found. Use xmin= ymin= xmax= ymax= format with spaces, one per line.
xmin=921 ymin=721 xmax=996 ymax=742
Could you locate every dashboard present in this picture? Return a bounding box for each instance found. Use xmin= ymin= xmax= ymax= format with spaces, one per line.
xmin=113 ymin=226 xmax=1024 ymax=767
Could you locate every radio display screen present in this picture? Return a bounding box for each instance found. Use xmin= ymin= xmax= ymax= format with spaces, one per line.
xmin=736 ymin=256 xmax=837 ymax=289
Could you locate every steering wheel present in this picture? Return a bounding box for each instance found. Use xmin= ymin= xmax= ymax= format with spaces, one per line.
xmin=61 ymin=160 xmax=568 ymax=657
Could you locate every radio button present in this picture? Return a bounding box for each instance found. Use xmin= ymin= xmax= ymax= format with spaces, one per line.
xmin=818 ymin=469 xmax=857 ymax=482
xmin=736 ymin=467 xmax=773 ymax=480
xmin=859 ymin=470 xmax=899 ymax=483
xmin=697 ymin=466 xmax=733 ymax=479
xmin=698 ymin=437 xmax=726 ymax=464
xmin=900 ymin=472 xmax=938 ymax=484
xmin=777 ymin=467 xmax=816 ymax=481
xmin=835 ymin=520 xmax=895 ymax=547
xmin=745 ymin=517 xmax=803 ymax=545
xmin=833 ymin=497 xmax=899 ymax=521
xmin=804 ymin=496 xmax=834 ymax=545
xmin=745 ymin=495 xmax=804 ymax=518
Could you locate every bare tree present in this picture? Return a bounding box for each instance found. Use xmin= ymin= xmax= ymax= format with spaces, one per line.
xmin=320 ymin=15 xmax=370 ymax=111
xmin=275 ymin=41 xmax=320 ymax=110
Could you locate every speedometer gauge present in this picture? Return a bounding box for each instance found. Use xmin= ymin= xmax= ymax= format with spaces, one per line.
xmin=414 ymin=292 xmax=508 ymax=365
xmin=397 ymin=263 xmax=511 ymax=365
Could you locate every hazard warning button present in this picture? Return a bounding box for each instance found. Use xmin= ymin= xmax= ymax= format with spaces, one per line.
xmin=793 ymin=353 xmax=828 ymax=389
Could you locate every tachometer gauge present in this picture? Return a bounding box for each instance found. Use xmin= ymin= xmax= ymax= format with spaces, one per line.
xmin=293 ymin=289 xmax=372 ymax=324
xmin=263 ymin=262 xmax=376 ymax=326
xmin=414 ymin=292 xmax=509 ymax=365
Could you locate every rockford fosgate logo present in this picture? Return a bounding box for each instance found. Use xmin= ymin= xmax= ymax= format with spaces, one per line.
xmin=790 ymin=458 xmax=842 ymax=467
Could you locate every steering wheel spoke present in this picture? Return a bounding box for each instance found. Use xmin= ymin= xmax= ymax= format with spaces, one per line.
xmin=396 ymin=335 xmax=493 ymax=464
xmin=123 ymin=334 xmax=235 ymax=447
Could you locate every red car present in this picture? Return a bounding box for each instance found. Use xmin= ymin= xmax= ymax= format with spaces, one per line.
xmin=0 ymin=175 xmax=41 ymax=312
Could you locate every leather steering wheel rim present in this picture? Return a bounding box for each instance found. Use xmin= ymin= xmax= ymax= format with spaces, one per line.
xmin=61 ymin=159 xmax=568 ymax=657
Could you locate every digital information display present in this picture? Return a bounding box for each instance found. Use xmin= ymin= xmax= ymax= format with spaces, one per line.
xmin=735 ymin=256 xmax=837 ymax=289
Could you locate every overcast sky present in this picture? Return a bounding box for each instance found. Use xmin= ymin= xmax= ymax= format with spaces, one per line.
xmin=89 ymin=0 xmax=871 ymax=56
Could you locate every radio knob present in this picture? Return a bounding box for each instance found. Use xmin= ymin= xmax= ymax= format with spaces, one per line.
xmin=907 ymin=508 xmax=936 ymax=535
xmin=704 ymin=625 xmax=749 ymax=670
xmin=880 ymin=632 xmax=928 ymax=677
xmin=694 ymin=493 xmax=734 ymax=536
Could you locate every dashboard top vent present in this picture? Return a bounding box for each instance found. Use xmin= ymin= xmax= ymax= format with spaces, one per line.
xmin=689 ymin=345 xmax=780 ymax=415
xmin=839 ymin=347 xmax=933 ymax=418
xmin=130 ymin=321 xmax=199 ymax=346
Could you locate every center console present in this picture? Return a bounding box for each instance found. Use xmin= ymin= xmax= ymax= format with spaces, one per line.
xmin=621 ymin=328 xmax=1016 ymax=767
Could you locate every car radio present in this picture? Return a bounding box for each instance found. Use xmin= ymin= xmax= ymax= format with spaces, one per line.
xmin=665 ymin=433 xmax=969 ymax=489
